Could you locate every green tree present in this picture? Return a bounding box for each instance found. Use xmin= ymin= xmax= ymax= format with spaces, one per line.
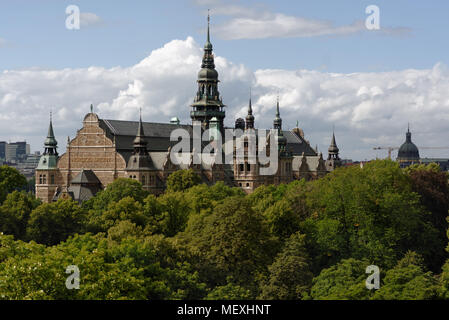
xmin=303 ymin=160 xmax=441 ymax=272
xmin=26 ymin=198 xmax=87 ymax=246
xmin=310 ymin=258 xmax=374 ymax=300
xmin=259 ymin=232 xmax=313 ymax=300
xmin=90 ymin=196 xmax=147 ymax=233
xmin=180 ymin=196 xmax=277 ymax=292
xmin=154 ymin=192 xmax=190 ymax=237
xmin=374 ymin=251 xmax=438 ymax=300
xmin=0 ymin=191 xmax=40 ymax=240
xmin=166 ymin=169 xmax=201 ymax=193
xmin=205 ymin=281 xmax=252 ymax=300
xmin=405 ymin=164 xmax=449 ymax=271
xmin=0 ymin=166 xmax=27 ymax=203
xmin=84 ymin=178 xmax=149 ymax=233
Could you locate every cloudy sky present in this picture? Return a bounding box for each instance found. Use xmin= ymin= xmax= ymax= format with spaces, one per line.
xmin=0 ymin=0 xmax=449 ymax=160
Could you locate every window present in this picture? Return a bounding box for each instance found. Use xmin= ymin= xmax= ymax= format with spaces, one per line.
xmin=42 ymin=175 xmax=47 ymax=184
xmin=129 ymin=175 xmax=133 ymax=179
xmin=246 ymin=163 xmax=251 ymax=171
xmin=141 ymin=175 xmax=146 ymax=185
xmin=50 ymin=174 xmax=55 ymax=184
xmin=239 ymin=164 xmax=244 ymax=172
xmin=39 ymin=175 xmax=43 ymax=184
xmin=246 ymin=183 xmax=250 ymax=188
xmin=133 ymin=175 xmax=136 ymax=179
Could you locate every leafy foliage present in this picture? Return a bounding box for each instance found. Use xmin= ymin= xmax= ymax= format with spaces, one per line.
xmin=0 ymin=160 xmax=448 ymax=300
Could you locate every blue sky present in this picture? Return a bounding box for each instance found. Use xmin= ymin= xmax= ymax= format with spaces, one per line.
xmin=1 ymin=0 xmax=448 ymax=72
xmin=1 ymin=0 xmax=449 ymax=160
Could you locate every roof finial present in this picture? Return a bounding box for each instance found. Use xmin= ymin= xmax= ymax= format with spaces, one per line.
xmin=249 ymin=87 xmax=252 ymax=113
xmin=276 ymin=93 xmax=280 ymax=117
xmin=408 ymin=122 xmax=410 ymax=133
xmin=296 ymin=120 xmax=299 ymax=128
xmin=207 ymin=9 xmax=211 ymax=44
xmin=90 ymin=104 xmax=93 ymax=113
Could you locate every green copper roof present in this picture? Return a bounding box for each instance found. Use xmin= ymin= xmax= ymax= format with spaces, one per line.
xmin=36 ymin=154 xmax=58 ymax=170
xmin=45 ymin=119 xmax=58 ymax=147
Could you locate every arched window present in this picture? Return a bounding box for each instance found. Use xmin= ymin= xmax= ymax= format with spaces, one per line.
xmin=39 ymin=175 xmax=43 ymax=184
xmin=246 ymin=163 xmax=251 ymax=171
xmin=239 ymin=164 xmax=244 ymax=172
xmin=141 ymin=175 xmax=146 ymax=185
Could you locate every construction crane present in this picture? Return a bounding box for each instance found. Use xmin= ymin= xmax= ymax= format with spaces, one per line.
xmin=374 ymin=146 xmax=449 ymax=159
xmin=373 ymin=147 xmax=398 ymax=160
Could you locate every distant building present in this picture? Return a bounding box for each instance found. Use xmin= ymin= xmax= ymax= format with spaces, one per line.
xmin=5 ymin=144 xmax=18 ymax=162
xmin=396 ymin=125 xmax=420 ymax=168
xmin=0 ymin=141 xmax=6 ymax=160
xmin=420 ymin=158 xmax=449 ymax=172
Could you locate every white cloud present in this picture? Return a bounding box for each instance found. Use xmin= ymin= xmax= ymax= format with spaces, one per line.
xmin=0 ymin=38 xmax=448 ymax=160
xmin=80 ymin=12 xmax=103 ymax=28
xmin=215 ymin=14 xmax=366 ymax=40
xmin=196 ymin=1 xmax=411 ymax=40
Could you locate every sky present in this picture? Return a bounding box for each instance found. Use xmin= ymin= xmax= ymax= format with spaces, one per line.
xmin=0 ymin=0 xmax=449 ymax=160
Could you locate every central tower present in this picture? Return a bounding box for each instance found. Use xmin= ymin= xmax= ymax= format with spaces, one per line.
xmin=191 ymin=13 xmax=225 ymax=132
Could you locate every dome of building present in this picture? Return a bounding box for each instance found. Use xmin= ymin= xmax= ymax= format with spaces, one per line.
xmin=397 ymin=127 xmax=420 ymax=161
xmin=198 ymin=68 xmax=218 ymax=80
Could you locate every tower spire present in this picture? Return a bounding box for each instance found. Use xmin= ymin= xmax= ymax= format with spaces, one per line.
xmin=191 ymin=10 xmax=225 ymax=132
xmin=44 ymin=111 xmax=58 ymax=156
xmin=274 ymin=95 xmax=282 ymax=130
xmin=328 ymin=129 xmax=340 ymax=161
xmin=246 ymin=88 xmax=254 ymax=129
xmin=134 ymin=109 xmax=147 ymax=149
xmin=207 ymin=9 xmax=210 ymax=45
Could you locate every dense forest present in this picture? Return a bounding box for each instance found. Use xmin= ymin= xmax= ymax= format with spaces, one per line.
xmin=1 ymin=160 xmax=449 ymax=300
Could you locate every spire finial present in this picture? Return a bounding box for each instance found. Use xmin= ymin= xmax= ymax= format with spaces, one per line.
xmin=276 ymin=94 xmax=280 ymax=117
xmin=50 ymin=109 xmax=52 ymax=123
xmin=90 ymin=104 xmax=93 ymax=113
xmin=248 ymin=88 xmax=252 ymax=113
xmin=207 ymin=9 xmax=211 ymax=44
xmin=296 ymin=120 xmax=299 ymax=128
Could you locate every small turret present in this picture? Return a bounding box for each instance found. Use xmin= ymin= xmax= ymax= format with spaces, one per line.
xmin=245 ymin=91 xmax=255 ymax=130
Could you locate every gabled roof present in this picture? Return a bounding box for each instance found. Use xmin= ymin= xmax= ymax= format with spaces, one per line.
xmin=71 ymin=169 xmax=102 ymax=185
xmin=98 ymin=119 xmax=317 ymax=159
